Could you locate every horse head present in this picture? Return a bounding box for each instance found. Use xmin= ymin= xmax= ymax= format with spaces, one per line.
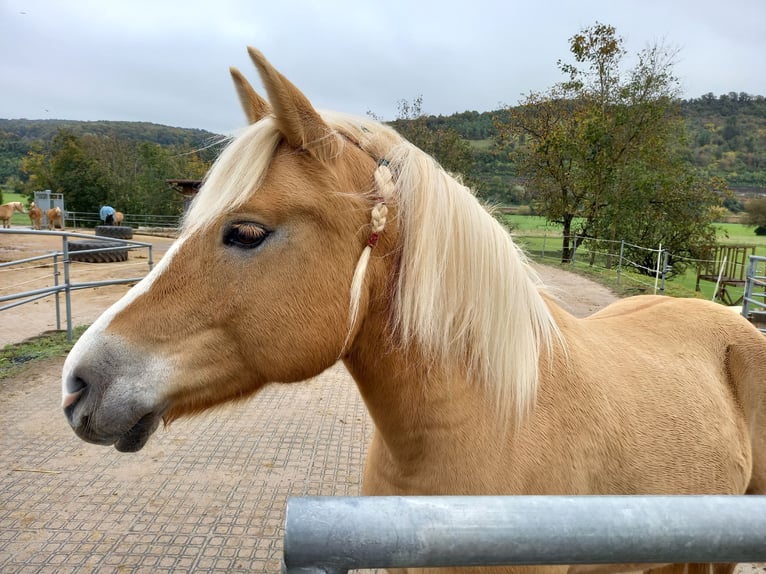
xmin=61 ymin=48 xmax=404 ymax=451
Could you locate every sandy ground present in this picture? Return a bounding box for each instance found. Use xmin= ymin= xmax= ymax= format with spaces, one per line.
xmin=1 ymin=227 xmax=762 ymax=573
xmin=0 ymin=228 xmax=177 ymax=346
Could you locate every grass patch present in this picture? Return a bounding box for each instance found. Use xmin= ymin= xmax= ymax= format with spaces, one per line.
xmin=500 ymin=215 xmax=763 ymax=303
xmin=0 ymin=326 xmax=87 ymax=380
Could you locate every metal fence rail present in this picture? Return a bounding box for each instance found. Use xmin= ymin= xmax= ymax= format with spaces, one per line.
xmin=282 ymin=496 xmax=766 ymax=574
xmin=0 ymin=229 xmax=154 ymax=341
xmin=65 ymin=211 xmax=180 ymax=229
xmin=742 ymin=255 xmax=766 ymax=332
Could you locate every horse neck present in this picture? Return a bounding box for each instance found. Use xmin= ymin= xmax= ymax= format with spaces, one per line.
xmin=343 ymin=311 xmax=504 ymax=469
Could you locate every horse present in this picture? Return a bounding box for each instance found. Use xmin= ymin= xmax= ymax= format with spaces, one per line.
xmin=0 ymin=201 xmax=26 ymax=228
xmin=47 ymin=206 xmax=63 ymax=230
xmin=114 ymin=211 xmax=124 ymax=226
xmin=61 ymin=48 xmax=766 ymax=574
xmin=29 ymin=202 xmax=42 ymax=229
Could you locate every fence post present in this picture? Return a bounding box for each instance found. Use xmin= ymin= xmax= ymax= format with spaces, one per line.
xmin=62 ymin=235 xmax=73 ymax=342
xmin=53 ymin=253 xmax=61 ymax=330
xmin=617 ymin=240 xmax=624 ymax=285
xmin=659 ymin=250 xmax=670 ymax=295
xmin=571 ymin=235 xmax=577 ymax=266
xmin=653 ymin=243 xmax=662 ymax=295
xmin=743 ymin=255 xmax=759 ymax=318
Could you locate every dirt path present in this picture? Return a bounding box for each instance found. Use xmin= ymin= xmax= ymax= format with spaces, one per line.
xmin=0 ymin=229 xmax=177 ymax=346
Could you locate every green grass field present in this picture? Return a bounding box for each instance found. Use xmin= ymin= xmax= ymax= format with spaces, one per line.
xmin=500 ymin=214 xmax=764 ymax=302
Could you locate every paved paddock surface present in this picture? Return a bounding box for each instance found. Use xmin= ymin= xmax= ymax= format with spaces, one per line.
xmin=1 ymin=361 xmax=372 ymax=573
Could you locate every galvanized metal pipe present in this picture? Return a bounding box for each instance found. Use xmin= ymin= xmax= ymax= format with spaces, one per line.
xmin=283 ymin=496 xmax=766 ymax=574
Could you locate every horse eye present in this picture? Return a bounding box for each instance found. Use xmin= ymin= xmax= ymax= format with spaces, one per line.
xmin=223 ymin=223 xmax=269 ymax=249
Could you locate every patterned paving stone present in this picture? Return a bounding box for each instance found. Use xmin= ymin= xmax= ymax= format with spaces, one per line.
xmin=0 ymin=361 xmax=373 ymax=573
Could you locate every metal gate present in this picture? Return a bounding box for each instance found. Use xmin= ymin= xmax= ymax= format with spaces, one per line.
xmin=33 ymin=190 xmax=65 ymax=228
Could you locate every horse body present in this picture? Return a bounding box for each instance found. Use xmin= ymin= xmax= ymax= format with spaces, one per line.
xmin=0 ymin=201 xmax=26 ymax=228
xmin=114 ymin=211 xmax=124 ymax=225
xmin=29 ymin=202 xmax=42 ymax=229
xmin=354 ymin=295 xmax=758 ymax=501
xmin=61 ymin=48 xmax=766 ymax=574
xmin=47 ymin=206 xmax=63 ymax=230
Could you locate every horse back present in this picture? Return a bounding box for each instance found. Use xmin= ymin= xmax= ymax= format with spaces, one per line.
xmin=535 ymin=295 xmax=765 ymax=496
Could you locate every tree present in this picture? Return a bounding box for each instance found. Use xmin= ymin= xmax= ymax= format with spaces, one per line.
xmin=496 ymin=23 xmax=724 ymax=268
xmin=20 ymin=128 xmax=211 ymax=218
xmin=743 ymin=197 xmax=766 ymax=234
xmin=388 ymin=96 xmax=475 ymax=186
xmin=49 ymin=131 xmax=110 ymax=212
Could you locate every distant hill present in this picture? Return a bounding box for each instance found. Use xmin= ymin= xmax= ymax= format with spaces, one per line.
xmin=2 ymin=93 xmax=765 ymax=203
xmin=0 ymin=119 xmax=222 ymax=184
xmin=392 ymin=93 xmax=766 ymax=199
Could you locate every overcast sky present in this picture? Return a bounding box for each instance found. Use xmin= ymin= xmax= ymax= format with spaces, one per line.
xmin=2 ymin=0 xmax=764 ymax=134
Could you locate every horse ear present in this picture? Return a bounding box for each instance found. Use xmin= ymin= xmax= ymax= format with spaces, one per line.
xmin=229 ymin=66 xmax=271 ymax=124
xmin=246 ymin=47 xmax=340 ymax=161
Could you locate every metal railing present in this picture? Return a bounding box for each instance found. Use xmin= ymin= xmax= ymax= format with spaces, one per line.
xmin=0 ymin=229 xmax=154 ymax=341
xmin=742 ymin=255 xmax=766 ymax=333
xmin=282 ymin=496 xmax=766 ymax=574
xmin=65 ymin=211 xmax=181 ymax=229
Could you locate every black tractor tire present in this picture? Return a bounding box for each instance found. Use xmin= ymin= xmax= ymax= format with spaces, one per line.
xmin=95 ymin=225 xmax=133 ymax=240
xmin=68 ymin=240 xmax=129 ymax=263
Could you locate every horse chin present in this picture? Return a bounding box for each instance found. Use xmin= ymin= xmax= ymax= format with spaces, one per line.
xmin=113 ymin=412 xmax=162 ymax=453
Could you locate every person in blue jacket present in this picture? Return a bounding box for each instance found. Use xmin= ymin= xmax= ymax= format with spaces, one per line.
xmin=100 ymin=205 xmax=116 ymax=225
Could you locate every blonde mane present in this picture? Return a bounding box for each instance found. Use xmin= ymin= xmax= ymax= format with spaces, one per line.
xmin=186 ymin=111 xmax=560 ymax=422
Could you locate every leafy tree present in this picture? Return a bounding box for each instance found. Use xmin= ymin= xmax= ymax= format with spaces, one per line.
xmin=20 ymin=128 xmax=211 ymax=219
xmin=49 ymin=131 xmax=110 ymax=212
xmin=496 ymin=22 xmax=724 ymax=268
xmin=743 ymin=197 xmax=766 ymax=234
xmin=388 ymin=96 xmax=475 ymax=186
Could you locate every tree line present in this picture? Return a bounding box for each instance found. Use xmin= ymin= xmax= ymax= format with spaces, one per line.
xmin=0 ymin=124 xmax=220 ymax=216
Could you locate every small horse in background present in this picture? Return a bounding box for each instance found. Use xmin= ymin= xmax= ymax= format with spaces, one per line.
xmin=0 ymin=201 xmax=26 ymax=228
xmin=47 ymin=206 xmax=63 ymax=230
xmin=114 ymin=211 xmax=124 ymax=225
xmin=61 ymin=48 xmax=766 ymax=574
xmin=29 ymin=202 xmax=43 ymax=230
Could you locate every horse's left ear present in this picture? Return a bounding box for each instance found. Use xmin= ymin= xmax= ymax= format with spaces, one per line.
xmin=230 ymin=66 xmax=272 ymax=124
xmin=246 ymin=47 xmax=340 ymax=162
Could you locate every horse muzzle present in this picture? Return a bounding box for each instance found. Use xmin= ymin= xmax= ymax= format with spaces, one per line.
xmin=62 ymin=329 xmax=170 ymax=452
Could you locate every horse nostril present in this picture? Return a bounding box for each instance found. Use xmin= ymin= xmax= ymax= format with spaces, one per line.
xmin=62 ymin=376 xmax=88 ymax=414
xmin=67 ymin=375 xmax=88 ymax=396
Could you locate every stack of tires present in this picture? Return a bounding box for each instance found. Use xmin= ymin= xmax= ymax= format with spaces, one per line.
xmin=68 ymin=225 xmax=133 ymax=263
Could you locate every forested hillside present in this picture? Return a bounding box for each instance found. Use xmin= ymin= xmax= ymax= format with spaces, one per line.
xmin=393 ymin=93 xmax=766 ymax=202
xmin=0 ymin=119 xmax=222 ymax=184
xmin=0 ymin=120 xmax=223 ymax=216
xmin=1 ymin=92 xmax=764 ymax=211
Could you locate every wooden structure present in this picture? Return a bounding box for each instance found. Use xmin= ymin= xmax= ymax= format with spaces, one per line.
xmin=166 ymin=179 xmax=202 ymax=213
xmin=696 ymin=244 xmax=756 ymax=305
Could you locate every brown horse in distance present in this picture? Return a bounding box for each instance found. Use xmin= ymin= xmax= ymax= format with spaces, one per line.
xmin=0 ymin=201 xmax=26 ymax=228
xmin=47 ymin=206 xmax=63 ymax=230
xmin=28 ymin=202 xmax=43 ymax=229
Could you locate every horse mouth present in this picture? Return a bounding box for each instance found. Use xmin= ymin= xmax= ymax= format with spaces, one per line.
xmin=114 ymin=412 xmax=161 ymax=453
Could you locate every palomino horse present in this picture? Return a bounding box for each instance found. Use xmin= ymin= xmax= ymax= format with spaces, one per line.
xmin=29 ymin=202 xmax=42 ymax=230
xmin=47 ymin=206 xmax=63 ymax=230
xmin=0 ymin=201 xmax=25 ymax=228
xmin=114 ymin=211 xmax=124 ymax=225
xmin=62 ymin=49 xmax=766 ymax=574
